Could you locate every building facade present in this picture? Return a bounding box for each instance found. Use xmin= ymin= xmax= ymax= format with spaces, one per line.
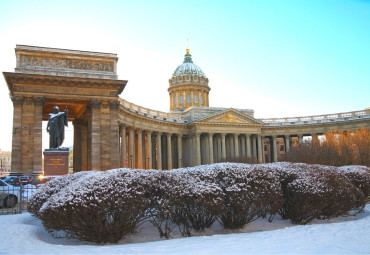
xmin=0 ymin=149 xmax=11 ymax=174
xmin=3 ymin=45 xmax=370 ymax=175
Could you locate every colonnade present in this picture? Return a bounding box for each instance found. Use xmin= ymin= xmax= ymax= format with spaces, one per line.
xmin=118 ymin=124 xmax=265 ymax=169
xmin=263 ymin=133 xmax=323 ymax=163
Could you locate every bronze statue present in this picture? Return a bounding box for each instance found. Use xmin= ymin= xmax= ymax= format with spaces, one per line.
xmin=47 ymin=106 xmax=68 ymax=149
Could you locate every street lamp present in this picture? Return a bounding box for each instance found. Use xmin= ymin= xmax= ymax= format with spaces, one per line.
xmin=130 ymin=155 xmax=133 ymax=169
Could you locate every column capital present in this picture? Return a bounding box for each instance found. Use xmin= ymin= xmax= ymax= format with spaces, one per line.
xmin=90 ymin=99 xmax=102 ymax=109
xmin=11 ymin=96 xmax=24 ymax=106
xmin=109 ymin=100 xmax=120 ymax=110
xmin=32 ymin=96 xmax=45 ymax=106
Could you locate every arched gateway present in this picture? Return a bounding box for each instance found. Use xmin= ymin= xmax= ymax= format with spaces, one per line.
xmin=3 ymin=45 xmax=370 ymax=175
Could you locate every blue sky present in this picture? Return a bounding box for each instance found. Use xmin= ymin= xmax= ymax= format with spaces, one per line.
xmin=0 ymin=0 xmax=369 ymax=151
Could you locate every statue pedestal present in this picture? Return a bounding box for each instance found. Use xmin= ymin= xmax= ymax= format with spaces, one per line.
xmin=43 ymin=148 xmax=70 ymax=176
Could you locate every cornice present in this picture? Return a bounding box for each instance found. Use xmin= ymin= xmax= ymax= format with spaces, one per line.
xmin=3 ymin=72 xmax=127 ymax=95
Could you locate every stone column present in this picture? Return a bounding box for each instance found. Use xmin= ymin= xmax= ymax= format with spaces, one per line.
xmin=195 ymin=133 xmax=201 ymax=165
xmin=120 ymin=124 xmax=126 ymax=167
xmin=257 ymin=135 xmax=263 ymax=163
xmin=137 ymin=129 xmax=143 ymax=169
xmin=177 ymin=134 xmax=183 ymax=168
xmin=109 ymin=101 xmax=120 ymax=169
xmin=90 ymin=100 xmax=101 ymax=171
xmin=146 ymin=131 xmax=152 ymax=169
xmin=221 ymin=133 xmax=226 ymax=160
xmin=284 ymin=135 xmax=290 ymax=153
xmin=10 ymin=96 xmax=23 ymax=174
xmin=129 ymin=127 xmax=135 ymax=168
xmin=246 ymin=134 xmax=251 ymax=159
xmin=32 ymin=97 xmax=44 ymax=174
xmin=252 ymin=135 xmax=257 ymax=161
xmin=272 ymin=136 xmax=278 ymax=162
xmin=241 ymin=135 xmax=246 ymax=157
xmin=167 ymin=133 xmax=172 ymax=170
xmin=298 ymin=134 xmax=303 ymax=144
xmin=73 ymin=119 xmax=84 ymax=172
xmin=234 ymin=134 xmax=240 ymax=158
xmin=217 ymin=135 xmax=222 ymax=162
xmin=156 ymin=133 xmax=162 ymax=170
xmin=208 ymin=133 xmax=214 ymax=164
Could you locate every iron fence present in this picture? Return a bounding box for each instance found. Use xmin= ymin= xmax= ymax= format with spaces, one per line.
xmin=0 ymin=184 xmax=39 ymax=215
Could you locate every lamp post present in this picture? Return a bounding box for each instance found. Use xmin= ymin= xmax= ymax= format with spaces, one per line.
xmin=130 ymin=155 xmax=133 ymax=169
xmin=147 ymin=157 xmax=150 ymax=169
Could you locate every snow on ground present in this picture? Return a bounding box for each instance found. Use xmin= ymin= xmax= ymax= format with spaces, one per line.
xmin=1 ymin=204 xmax=369 ymax=255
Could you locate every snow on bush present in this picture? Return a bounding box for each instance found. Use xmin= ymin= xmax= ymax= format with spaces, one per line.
xmin=336 ymin=165 xmax=370 ymax=198
xmin=209 ymin=163 xmax=283 ymax=229
xmin=271 ymin=162 xmax=366 ymax=224
xmin=169 ymin=169 xmax=224 ymax=236
xmin=30 ymin=162 xmax=368 ymax=244
xmin=38 ymin=169 xmax=149 ymax=244
xmin=28 ymin=171 xmax=96 ymax=217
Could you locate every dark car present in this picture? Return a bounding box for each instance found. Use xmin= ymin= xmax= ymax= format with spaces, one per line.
xmin=20 ymin=176 xmax=32 ymax=185
xmin=4 ymin=176 xmax=21 ymax=186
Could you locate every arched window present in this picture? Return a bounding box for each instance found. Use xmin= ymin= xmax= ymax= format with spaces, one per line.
xmin=173 ymin=95 xmax=177 ymax=105
xmin=186 ymin=94 xmax=191 ymax=103
xmin=194 ymin=94 xmax=198 ymax=103
xmin=179 ymin=94 xmax=184 ymax=104
xmin=201 ymin=95 xmax=204 ymax=104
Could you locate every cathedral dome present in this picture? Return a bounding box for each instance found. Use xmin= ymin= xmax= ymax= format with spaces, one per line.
xmin=172 ymin=49 xmax=207 ymax=78
xmin=168 ymin=49 xmax=210 ymax=111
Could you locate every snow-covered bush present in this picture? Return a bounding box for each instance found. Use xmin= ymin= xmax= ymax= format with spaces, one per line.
xmin=28 ymin=171 xmax=95 ymax=217
xmin=31 ymin=162 xmax=367 ymax=244
xmin=275 ymin=163 xmax=365 ymax=224
xmin=212 ymin=163 xmax=283 ymax=229
xmin=170 ymin=169 xmax=224 ymax=236
xmin=144 ymin=171 xmax=178 ymax=239
xmin=38 ymin=169 xmax=149 ymax=244
xmin=337 ymin=166 xmax=370 ymax=199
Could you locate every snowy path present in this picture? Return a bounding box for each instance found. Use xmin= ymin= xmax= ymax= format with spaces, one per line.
xmin=1 ymin=204 xmax=369 ymax=255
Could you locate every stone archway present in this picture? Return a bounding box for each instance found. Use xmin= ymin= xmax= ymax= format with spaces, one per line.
xmin=3 ymin=45 xmax=127 ymax=175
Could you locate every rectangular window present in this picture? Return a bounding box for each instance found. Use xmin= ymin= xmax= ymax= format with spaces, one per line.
xmin=186 ymin=94 xmax=191 ymax=103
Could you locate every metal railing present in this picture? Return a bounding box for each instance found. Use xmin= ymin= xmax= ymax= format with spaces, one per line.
xmin=0 ymin=184 xmax=39 ymax=215
xmin=260 ymin=109 xmax=370 ymax=126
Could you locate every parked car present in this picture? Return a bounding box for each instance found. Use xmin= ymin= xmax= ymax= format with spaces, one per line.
xmin=0 ymin=179 xmax=20 ymax=208
xmin=20 ymin=176 xmax=32 ymax=185
xmin=3 ymin=176 xmax=21 ymax=186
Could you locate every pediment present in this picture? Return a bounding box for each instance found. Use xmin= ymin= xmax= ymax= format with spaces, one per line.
xmin=197 ymin=109 xmax=263 ymax=125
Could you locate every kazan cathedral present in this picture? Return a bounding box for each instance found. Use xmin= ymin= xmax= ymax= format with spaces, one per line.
xmin=4 ymin=45 xmax=370 ymax=175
